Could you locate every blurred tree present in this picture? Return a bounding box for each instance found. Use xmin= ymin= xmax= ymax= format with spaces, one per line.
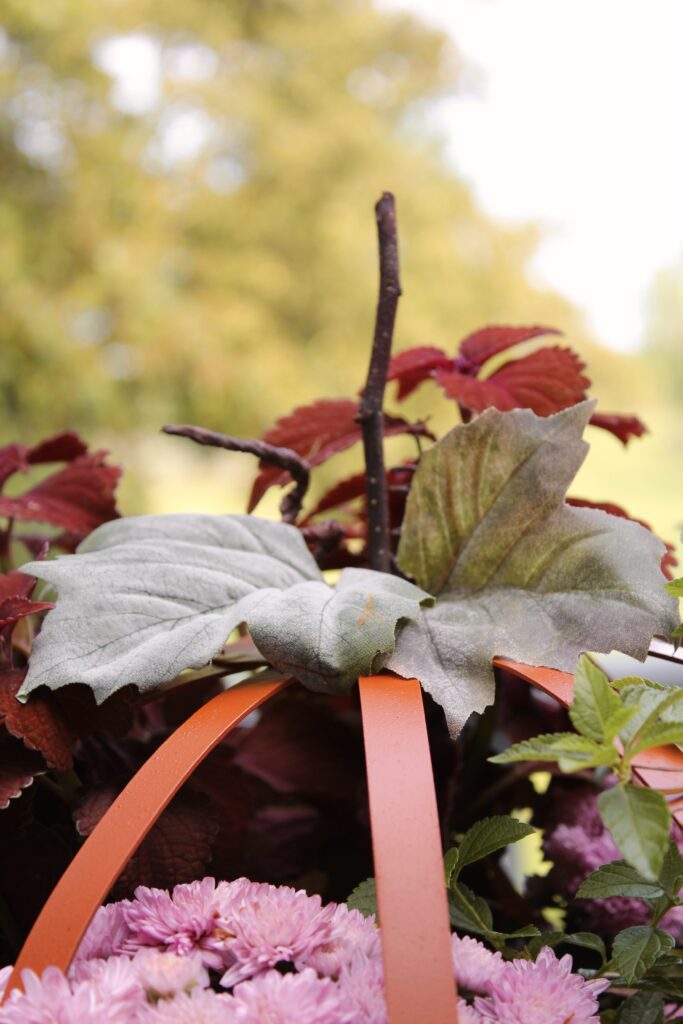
xmin=0 ymin=0 xmax=585 ymax=443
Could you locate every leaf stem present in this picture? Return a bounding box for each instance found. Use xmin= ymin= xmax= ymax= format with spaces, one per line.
xmin=162 ymin=424 xmax=310 ymax=523
xmin=358 ymin=192 xmax=402 ymax=573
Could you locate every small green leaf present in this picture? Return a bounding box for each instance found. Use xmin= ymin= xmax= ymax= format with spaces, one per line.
xmin=452 ymin=815 xmax=535 ymax=878
xmin=490 ymin=732 xmax=618 ymax=773
xmin=627 ymin=721 xmax=683 ymax=758
xmin=444 ymin=847 xmax=459 ymax=886
xmin=598 ymin=784 xmax=671 ymax=880
xmin=650 ymin=840 xmax=683 ymax=923
xmin=612 ymin=926 xmax=674 ymax=984
xmin=347 ymin=877 xmax=377 ymax=919
xmin=665 ymin=576 xmax=683 ymax=597
xmin=620 ymin=685 xmax=683 ymax=751
xmin=527 ymin=930 xmax=606 ymax=962
xmin=569 ymin=655 xmax=627 ymax=742
xmin=449 ymin=881 xmax=493 ymax=935
xmin=615 ymin=991 xmax=664 ymax=1024
xmin=577 ymin=862 xmax=667 ymax=900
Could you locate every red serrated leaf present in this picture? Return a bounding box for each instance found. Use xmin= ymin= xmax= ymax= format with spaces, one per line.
xmin=0 ymin=570 xmax=37 ymax=604
xmin=0 ymin=445 xmax=29 ymax=489
xmin=567 ymin=498 xmax=677 ymax=579
xmin=0 ymin=669 xmax=74 ymax=771
xmin=589 ymin=412 xmax=647 ymax=446
xmin=0 ymin=733 xmax=45 ymax=809
xmin=0 ymin=452 xmax=121 ymax=535
xmin=387 ymin=346 xmax=451 ymax=400
xmin=303 ymin=472 xmax=367 ymax=521
xmin=27 ymin=431 xmax=89 ymax=465
xmin=74 ymin=788 xmax=219 ymax=896
xmin=0 ymin=597 xmax=54 ymax=632
xmin=248 ymin=399 xmax=430 ymax=511
xmin=437 ymin=346 xmax=590 ymax=416
xmin=458 ymin=325 xmax=562 ymax=368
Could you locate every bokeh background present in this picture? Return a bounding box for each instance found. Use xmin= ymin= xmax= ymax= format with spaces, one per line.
xmin=1 ymin=0 xmax=681 ymax=554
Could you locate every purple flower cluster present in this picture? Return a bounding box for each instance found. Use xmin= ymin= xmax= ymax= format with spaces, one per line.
xmin=539 ymin=783 xmax=683 ymax=939
xmin=0 ymin=878 xmax=608 ymax=1023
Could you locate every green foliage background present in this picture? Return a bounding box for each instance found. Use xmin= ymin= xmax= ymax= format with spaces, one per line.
xmin=0 ymin=0 xmax=680 ymax=554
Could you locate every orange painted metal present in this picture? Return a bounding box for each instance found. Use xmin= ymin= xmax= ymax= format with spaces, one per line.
xmin=2 ymin=673 xmax=289 ymax=1000
xmin=358 ymin=675 xmax=458 ymax=1024
xmin=493 ymin=657 xmax=574 ymax=707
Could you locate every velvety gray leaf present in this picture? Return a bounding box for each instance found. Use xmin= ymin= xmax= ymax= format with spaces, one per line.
xmin=19 ymin=516 xmax=429 ymax=702
xmin=19 ymin=514 xmax=322 ymax=701
xmin=237 ymin=569 xmax=431 ymax=694
xmin=389 ymin=403 xmax=677 ymax=735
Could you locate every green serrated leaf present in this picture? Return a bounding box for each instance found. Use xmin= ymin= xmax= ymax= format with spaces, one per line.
xmin=627 ymin=721 xmax=683 ymax=758
xmin=615 ymin=991 xmax=664 ymax=1024
xmin=386 ymin=402 xmax=677 ymax=736
xmin=527 ymin=930 xmax=607 ymax=962
xmin=569 ymin=654 xmax=625 ymax=742
xmin=18 ymin=515 xmax=431 ymax=700
xmin=452 ymin=815 xmax=535 ymax=879
xmin=577 ymin=862 xmax=667 ymax=900
xmin=449 ymin=881 xmax=493 ymax=936
xmin=612 ymin=926 xmax=674 ymax=984
xmin=620 ymin=685 xmax=683 ymax=751
xmin=665 ymin=576 xmax=683 ymax=597
xmin=346 ymin=877 xmax=377 ymax=919
xmin=598 ymin=785 xmax=671 ymax=880
xmin=444 ymin=847 xmax=459 ymax=886
xmin=489 ymin=732 xmax=618 ymax=772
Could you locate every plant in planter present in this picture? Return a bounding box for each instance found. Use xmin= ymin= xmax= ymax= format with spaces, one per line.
xmin=0 ymin=194 xmax=681 ymax=1022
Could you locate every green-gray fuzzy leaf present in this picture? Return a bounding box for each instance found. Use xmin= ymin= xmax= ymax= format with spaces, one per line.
xmin=612 ymin=926 xmax=675 ymax=984
xmin=570 ymin=654 xmax=631 ymax=742
xmin=598 ymin=785 xmax=671 ymax=880
xmin=18 ymin=515 xmax=430 ymax=701
xmin=577 ymin=862 xmax=667 ymax=900
xmin=387 ymin=402 xmax=677 ymax=736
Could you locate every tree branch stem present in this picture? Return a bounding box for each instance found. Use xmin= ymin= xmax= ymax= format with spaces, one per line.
xmin=357 ymin=192 xmax=402 ymax=573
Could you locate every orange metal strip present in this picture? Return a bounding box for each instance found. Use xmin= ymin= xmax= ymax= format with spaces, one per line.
xmin=359 ymin=675 xmax=458 ymax=1024
xmin=493 ymin=657 xmax=574 ymax=707
xmin=3 ymin=674 xmax=289 ymax=999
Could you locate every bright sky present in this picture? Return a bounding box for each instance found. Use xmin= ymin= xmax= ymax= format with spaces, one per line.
xmin=381 ymin=0 xmax=683 ymax=352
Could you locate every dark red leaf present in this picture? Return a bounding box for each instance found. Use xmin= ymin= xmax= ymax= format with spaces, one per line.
xmin=74 ymin=788 xmax=219 ymax=897
xmin=0 ymin=452 xmax=121 ymax=535
xmin=248 ymin=399 xmax=430 ymax=511
xmin=0 ymin=570 xmax=38 ymax=604
xmin=0 ymin=445 xmax=29 ymax=489
xmin=458 ymin=325 xmax=562 ymax=368
xmin=0 ymin=733 xmax=45 ymax=810
xmin=589 ymin=412 xmax=647 ymax=446
xmin=437 ymin=346 xmax=589 ymax=416
xmin=567 ymin=498 xmax=677 ymax=579
xmin=303 ymin=472 xmax=368 ymax=521
xmin=387 ymin=346 xmax=451 ymax=400
xmin=0 ymin=597 xmax=54 ymax=633
xmin=27 ymin=431 xmax=89 ymax=465
xmin=0 ymin=669 xmax=74 ymax=772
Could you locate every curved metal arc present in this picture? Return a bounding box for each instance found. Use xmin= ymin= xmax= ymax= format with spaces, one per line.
xmin=2 ymin=673 xmax=290 ymax=1000
xmin=359 ymin=674 xmax=458 ymax=1024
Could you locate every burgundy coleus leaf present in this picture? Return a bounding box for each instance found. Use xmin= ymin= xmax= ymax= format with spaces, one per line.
xmin=0 ymin=451 xmax=121 ymax=536
xmin=0 ymin=570 xmax=53 ymax=661
xmin=0 ymin=733 xmax=45 ymax=810
xmin=74 ymin=788 xmax=219 ymax=897
xmin=588 ymin=412 xmax=647 ymax=446
xmin=436 ymin=346 xmax=590 ymax=416
xmin=458 ymin=324 xmax=562 ymax=367
xmin=248 ymin=398 xmax=431 ymax=511
xmin=386 ymin=346 xmax=451 ymax=400
xmin=0 ymin=668 xmax=74 ymax=772
xmin=303 ymin=472 xmax=368 ymax=522
xmin=567 ymin=498 xmax=677 ymax=579
xmin=0 ymin=431 xmax=89 ymax=490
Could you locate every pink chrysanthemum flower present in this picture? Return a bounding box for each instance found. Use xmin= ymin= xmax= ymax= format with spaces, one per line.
xmin=74 ymin=902 xmax=132 ymax=963
xmin=132 ymin=949 xmax=208 ymax=1000
xmin=0 ymin=966 xmax=103 ymax=1024
xmin=68 ymin=955 xmax=145 ymax=1022
xmin=304 ymin=904 xmax=381 ymax=977
xmin=141 ymin=987 xmax=234 ymax=1023
xmin=220 ymin=884 xmax=336 ymax=987
xmin=0 ymin=967 xmax=11 ymax=1001
xmin=457 ymin=1000 xmax=485 ymax=1024
xmin=336 ymin=952 xmax=387 ymax=1023
xmin=123 ymin=877 xmax=255 ymax=970
xmin=227 ymin=968 xmax=344 ymax=1023
xmin=475 ymin=947 xmax=609 ymax=1024
xmin=451 ymin=934 xmax=506 ymax=995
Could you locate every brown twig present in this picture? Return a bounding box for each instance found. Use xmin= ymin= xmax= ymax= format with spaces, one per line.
xmin=357 ymin=192 xmax=402 ymax=573
xmin=163 ymin=424 xmax=310 ymax=523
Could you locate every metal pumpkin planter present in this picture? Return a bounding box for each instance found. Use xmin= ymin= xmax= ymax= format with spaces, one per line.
xmin=3 ymin=654 xmax=683 ymax=1024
